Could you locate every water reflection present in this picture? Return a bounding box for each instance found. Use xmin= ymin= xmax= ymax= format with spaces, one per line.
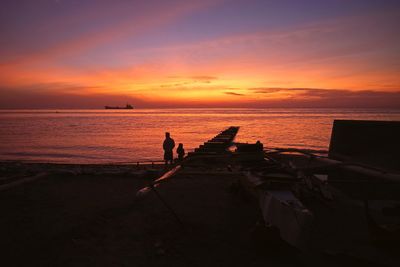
xmin=0 ymin=108 xmax=399 ymax=163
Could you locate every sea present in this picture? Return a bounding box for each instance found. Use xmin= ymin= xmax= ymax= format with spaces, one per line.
xmin=0 ymin=108 xmax=399 ymax=164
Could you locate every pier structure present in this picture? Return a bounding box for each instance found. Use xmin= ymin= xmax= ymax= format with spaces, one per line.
xmin=188 ymin=126 xmax=239 ymax=155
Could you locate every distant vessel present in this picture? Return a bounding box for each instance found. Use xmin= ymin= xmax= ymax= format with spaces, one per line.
xmin=104 ymin=104 xmax=133 ymax=109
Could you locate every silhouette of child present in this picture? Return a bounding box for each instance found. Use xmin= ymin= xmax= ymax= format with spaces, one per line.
xmin=176 ymin=143 xmax=185 ymax=161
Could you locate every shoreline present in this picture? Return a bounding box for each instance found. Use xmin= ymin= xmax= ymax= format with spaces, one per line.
xmin=0 ymin=161 xmax=165 ymax=192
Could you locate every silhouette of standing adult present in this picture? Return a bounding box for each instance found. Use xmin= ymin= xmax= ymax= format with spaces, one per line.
xmin=163 ymin=132 xmax=175 ymax=165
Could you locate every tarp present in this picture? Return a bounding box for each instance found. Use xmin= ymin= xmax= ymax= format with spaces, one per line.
xmin=258 ymin=190 xmax=313 ymax=250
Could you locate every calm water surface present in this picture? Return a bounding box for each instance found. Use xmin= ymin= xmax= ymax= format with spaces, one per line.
xmin=1 ymin=108 xmax=399 ymax=163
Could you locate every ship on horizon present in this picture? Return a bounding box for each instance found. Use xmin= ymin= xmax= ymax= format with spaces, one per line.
xmin=104 ymin=104 xmax=133 ymax=109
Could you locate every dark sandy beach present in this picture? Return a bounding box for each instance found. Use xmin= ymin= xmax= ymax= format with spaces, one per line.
xmin=0 ymin=162 xmax=298 ymax=267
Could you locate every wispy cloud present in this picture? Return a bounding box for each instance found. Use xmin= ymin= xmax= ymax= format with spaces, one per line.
xmin=249 ymin=87 xmax=400 ymax=96
xmin=246 ymin=87 xmax=400 ymax=108
xmin=160 ymin=75 xmax=218 ymax=88
xmin=1 ymin=0 xmax=220 ymax=68
xmin=0 ymin=84 xmax=145 ymax=109
xmin=2 ymin=84 xmax=399 ymax=108
xmin=190 ymin=75 xmax=218 ymax=81
xmin=224 ymin=91 xmax=245 ymax=96
xmin=167 ymin=75 xmax=218 ymax=82
xmin=1 ymin=1 xmax=399 ymax=108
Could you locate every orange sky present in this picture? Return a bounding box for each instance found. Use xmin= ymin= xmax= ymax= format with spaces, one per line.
xmin=0 ymin=0 xmax=399 ymax=108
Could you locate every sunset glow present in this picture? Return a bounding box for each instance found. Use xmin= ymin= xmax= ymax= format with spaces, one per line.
xmin=1 ymin=0 xmax=399 ymax=108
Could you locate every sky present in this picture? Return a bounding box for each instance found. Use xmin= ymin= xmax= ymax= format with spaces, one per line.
xmin=0 ymin=0 xmax=399 ymax=108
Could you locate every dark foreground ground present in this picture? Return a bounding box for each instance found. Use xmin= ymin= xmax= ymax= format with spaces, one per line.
xmin=0 ymin=162 xmax=299 ymax=267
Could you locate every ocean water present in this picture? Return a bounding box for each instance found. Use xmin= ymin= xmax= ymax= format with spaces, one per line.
xmin=0 ymin=108 xmax=399 ymax=164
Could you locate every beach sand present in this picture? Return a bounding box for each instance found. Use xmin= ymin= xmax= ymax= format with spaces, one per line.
xmin=0 ymin=162 xmax=296 ymax=267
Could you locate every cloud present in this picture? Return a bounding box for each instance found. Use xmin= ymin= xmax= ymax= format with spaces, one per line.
xmin=160 ymin=82 xmax=190 ymax=88
xmin=160 ymin=75 xmax=218 ymax=88
xmin=10 ymin=82 xmax=104 ymax=94
xmin=2 ymin=83 xmax=399 ymax=109
xmin=0 ymin=83 xmax=146 ymax=109
xmin=190 ymin=75 xmax=218 ymax=81
xmin=224 ymin=92 xmax=245 ymax=96
xmin=250 ymin=88 xmax=285 ymax=94
xmin=129 ymin=9 xmax=399 ymax=89
xmin=166 ymin=75 xmax=218 ymax=83
xmin=1 ymin=0 xmax=220 ymax=68
xmin=249 ymin=87 xmax=400 ymax=96
xmin=247 ymin=87 xmax=400 ymax=108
